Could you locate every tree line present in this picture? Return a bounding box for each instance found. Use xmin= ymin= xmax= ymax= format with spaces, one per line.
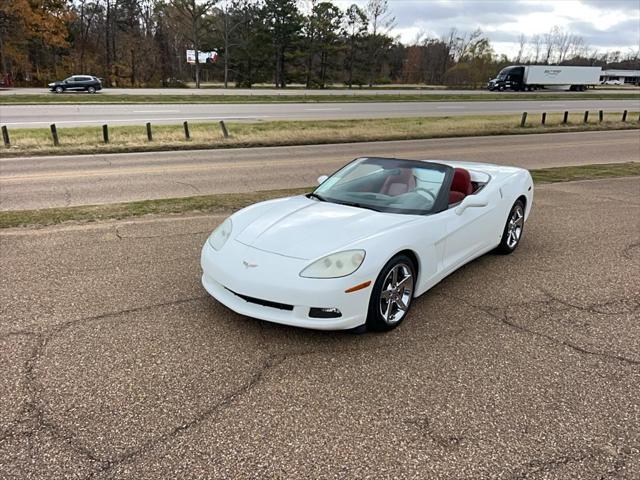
xmin=1 ymin=0 xmax=638 ymax=88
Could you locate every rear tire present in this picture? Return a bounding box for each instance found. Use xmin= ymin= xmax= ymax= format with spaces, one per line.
xmin=496 ymin=200 xmax=525 ymax=254
xmin=366 ymin=254 xmax=416 ymax=332
xmin=87 ymin=86 xmax=96 ymax=94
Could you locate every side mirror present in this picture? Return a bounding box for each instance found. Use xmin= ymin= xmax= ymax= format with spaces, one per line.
xmin=317 ymin=175 xmax=328 ymax=185
xmin=455 ymin=196 xmax=488 ymax=215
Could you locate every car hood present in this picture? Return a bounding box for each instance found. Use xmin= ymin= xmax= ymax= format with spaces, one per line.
xmin=234 ymin=196 xmax=415 ymax=260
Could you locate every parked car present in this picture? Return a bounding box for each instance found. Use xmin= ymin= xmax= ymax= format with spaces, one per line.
xmin=48 ymin=75 xmax=102 ymax=93
xmin=201 ymin=157 xmax=534 ymax=332
xmin=602 ymin=79 xmax=623 ymax=85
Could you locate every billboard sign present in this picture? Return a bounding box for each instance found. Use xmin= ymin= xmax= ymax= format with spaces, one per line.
xmin=186 ymin=50 xmax=218 ymax=64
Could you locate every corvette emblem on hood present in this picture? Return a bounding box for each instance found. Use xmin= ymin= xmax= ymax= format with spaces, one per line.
xmin=242 ymin=261 xmax=258 ymax=269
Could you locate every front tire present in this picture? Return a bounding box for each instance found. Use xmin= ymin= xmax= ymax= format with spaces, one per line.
xmin=55 ymin=86 xmax=64 ymax=94
xmin=496 ymin=200 xmax=525 ymax=254
xmin=366 ymin=254 xmax=416 ymax=332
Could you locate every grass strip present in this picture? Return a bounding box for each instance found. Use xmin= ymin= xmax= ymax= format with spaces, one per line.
xmin=3 ymin=112 xmax=639 ymax=157
xmin=531 ymin=162 xmax=640 ymax=183
xmin=1 ymin=163 xmax=637 ymax=229
xmin=1 ymin=92 xmax=639 ymax=105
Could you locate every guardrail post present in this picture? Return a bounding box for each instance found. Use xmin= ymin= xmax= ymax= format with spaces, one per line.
xmin=146 ymin=122 xmax=153 ymax=141
xmin=102 ymin=124 xmax=109 ymax=144
xmin=1 ymin=126 xmax=10 ymax=148
xmin=583 ymin=111 xmax=589 ymax=123
xmin=183 ymin=121 xmax=190 ymax=140
xmin=541 ymin=112 xmax=546 ymax=125
xmin=50 ymin=124 xmax=60 ymax=146
xmin=598 ymin=110 xmax=603 ymax=123
xmin=622 ymin=110 xmax=627 ymax=122
xmin=563 ymin=111 xmax=568 ymax=124
xmin=219 ymin=120 xmax=229 ymax=139
xmin=520 ymin=112 xmax=527 ymax=127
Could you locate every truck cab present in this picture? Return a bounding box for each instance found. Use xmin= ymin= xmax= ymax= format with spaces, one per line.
xmin=488 ymin=66 xmax=525 ymax=91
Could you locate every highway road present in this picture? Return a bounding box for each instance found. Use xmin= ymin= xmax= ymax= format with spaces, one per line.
xmin=2 ymin=177 xmax=638 ymax=478
xmin=3 ymin=86 xmax=638 ymax=96
xmin=2 ymin=99 xmax=639 ymax=127
xmin=1 ymin=130 xmax=638 ymax=210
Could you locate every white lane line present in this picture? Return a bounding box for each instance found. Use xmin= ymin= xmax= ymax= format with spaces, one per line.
xmin=436 ymin=106 xmax=465 ymax=109
xmin=304 ymin=108 xmax=342 ymax=111
xmin=540 ymin=104 xmax=566 ymax=107
xmin=132 ymin=109 xmax=181 ymax=113
xmin=1 ymin=115 xmax=272 ymax=126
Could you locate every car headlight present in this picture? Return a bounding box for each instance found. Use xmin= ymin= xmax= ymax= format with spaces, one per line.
xmin=207 ymin=218 xmax=232 ymax=251
xmin=48 ymin=83 xmax=55 ymax=87
xmin=300 ymin=250 xmax=365 ymax=278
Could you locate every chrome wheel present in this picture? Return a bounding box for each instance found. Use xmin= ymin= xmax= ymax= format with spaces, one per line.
xmin=379 ymin=263 xmax=414 ymax=325
xmin=506 ymin=204 xmax=524 ymax=249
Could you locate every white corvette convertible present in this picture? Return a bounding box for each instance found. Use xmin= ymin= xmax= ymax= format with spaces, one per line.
xmin=201 ymin=157 xmax=533 ymax=332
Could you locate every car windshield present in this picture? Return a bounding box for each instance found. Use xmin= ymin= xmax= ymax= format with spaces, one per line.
xmin=312 ymin=158 xmax=448 ymax=215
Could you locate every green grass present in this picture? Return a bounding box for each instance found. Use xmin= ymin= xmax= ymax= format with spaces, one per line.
xmin=3 ymin=112 xmax=639 ymax=157
xmin=1 ymin=92 xmax=639 ymax=104
xmin=1 ymin=163 xmax=637 ymax=229
xmin=531 ymin=162 xmax=640 ymax=183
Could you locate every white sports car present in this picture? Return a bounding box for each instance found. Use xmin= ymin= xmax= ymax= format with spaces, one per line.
xmin=201 ymin=157 xmax=533 ymax=332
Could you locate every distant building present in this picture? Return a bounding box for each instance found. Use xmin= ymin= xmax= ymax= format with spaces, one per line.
xmin=600 ymin=69 xmax=640 ymax=85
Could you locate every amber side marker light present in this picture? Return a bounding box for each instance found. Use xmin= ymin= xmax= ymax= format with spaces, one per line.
xmin=345 ymin=281 xmax=372 ymax=293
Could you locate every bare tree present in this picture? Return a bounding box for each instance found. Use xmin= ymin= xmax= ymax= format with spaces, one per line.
xmin=529 ymin=34 xmax=542 ymax=63
xmin=366 ymin=0 xmax=395 ymax=86
xmin=556 ymin=30 xmax=571 ymax=63
xmin=542 ymin=26 xmax=560 ymax=64
xmin=216 ymin=0 xmax=246 ymax=88
xmin=171 ymin=0 xmax=218 ymax=88
xmin=515 ymin=33 xmax=526 ymax=63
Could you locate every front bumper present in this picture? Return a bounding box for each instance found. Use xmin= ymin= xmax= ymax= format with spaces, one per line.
xmin=200 ymin=241 xmax=373 ymax=330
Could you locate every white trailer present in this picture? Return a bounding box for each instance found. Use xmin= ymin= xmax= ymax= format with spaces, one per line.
xmin=524 ymin=66 xmax=601 ymax=89
xmin=488 ymin=65 xmax=603 ymax=91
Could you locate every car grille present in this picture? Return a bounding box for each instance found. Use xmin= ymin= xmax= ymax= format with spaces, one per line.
xmin=226 ymin=288 xmax=294 ymax=311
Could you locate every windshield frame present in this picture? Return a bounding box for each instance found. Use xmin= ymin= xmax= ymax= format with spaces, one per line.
xmin=310 ymin=157 xmax=454 ymax=216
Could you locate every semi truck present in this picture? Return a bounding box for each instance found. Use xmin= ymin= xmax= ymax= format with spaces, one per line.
xmin=488 ymin=65 xmax=602 ymax=91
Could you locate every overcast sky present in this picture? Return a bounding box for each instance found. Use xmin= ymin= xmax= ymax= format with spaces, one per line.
xmin=332 ymin=0 xmax=640 ymax=57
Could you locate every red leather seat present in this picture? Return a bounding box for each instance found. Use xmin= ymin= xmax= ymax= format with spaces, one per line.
xmin=381 ymin=168 xmax=416 ymax=196
xmin=449 ymin=168 xmax=473 ymax=205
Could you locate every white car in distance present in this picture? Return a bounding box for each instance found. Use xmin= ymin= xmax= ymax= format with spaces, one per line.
xmin=201 ymin=157 xmax=533 ymax=332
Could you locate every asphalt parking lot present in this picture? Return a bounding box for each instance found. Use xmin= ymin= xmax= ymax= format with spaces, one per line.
xmin=1 ymin=177 xmax=639 ymax=479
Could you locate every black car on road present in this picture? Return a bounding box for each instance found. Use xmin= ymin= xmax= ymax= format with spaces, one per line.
xmin=49 ymin=75 xmax=102 ymax=93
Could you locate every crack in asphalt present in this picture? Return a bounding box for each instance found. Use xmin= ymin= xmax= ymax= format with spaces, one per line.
xmin=403 ymin=416 xmax=466 ymax=450
xmin=63 ymin=186 xmax=72 ymax=207
xmin=2 ymin=293 xmax=335 ymax=479
xmin=1 ymin=294 xmax=210 ymax=473
xmin=539 ymin=287 xmax=640 ymax=316
xmin=508 ymin=444 xmax=640 ymax=480
xmin=622 ymin=241 xmax=640 ymax=261
xmin=440 ymin=292 xmax=640 ymax=366
xmin=508 ymin=450 xmax=596 ymax=479
xmin=113 ymin=225 xmax=208 ymax=240
xmin=85 ymin=353 xmax=288 ymax=479
xmin=174 ymin=180 xmax=201 ymax=194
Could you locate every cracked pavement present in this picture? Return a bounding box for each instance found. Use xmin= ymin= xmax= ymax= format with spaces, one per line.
xmin=1 ymin=177 xmax=639 ymax=479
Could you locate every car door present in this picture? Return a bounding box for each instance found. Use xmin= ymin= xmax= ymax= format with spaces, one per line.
xmin=70 ymin=76 xmax=84 ymax=90
xmin=441 ymin=188 xmax=502 ymax=272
